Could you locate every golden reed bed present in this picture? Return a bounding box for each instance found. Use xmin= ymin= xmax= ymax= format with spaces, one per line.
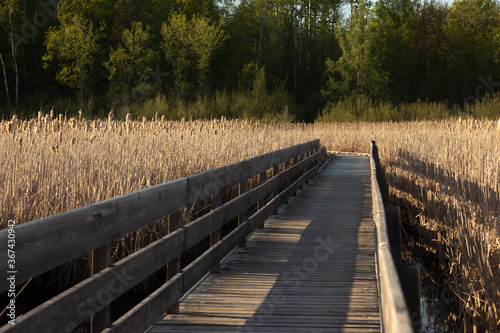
xmin=1 ymin=114 xmax=499 ymax=330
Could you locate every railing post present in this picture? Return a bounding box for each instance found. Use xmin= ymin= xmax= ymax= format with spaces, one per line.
xmin=396 ymin=263 xmax=422 ymax=333
xmin=272 ymin=165 xmax=280 ymax=214
xmin=299 ymin=153 xmax=308 ymax=188
xmin=89 ymin=243 xmax=111 ymax=333
xmin=294 ymin=156 xmax=302 ymax=192
xmin=210 ymin=193 xmax=221 ymax=273
xmin=238 ymin=180 xmax=248 ymax=247
xmin=372 ymin=141 xmax=390 ymax=206
xmin=385 ymin=206 xmax=402 ymax=264
xmin=257 ymin=171 xmax=267 ymax=229
xmin=284 ymin=160 xmax=292 ymax=204
xmin=167 ymin=210 xmax=183 ymax=314
xmin=304 ymin=149 xmax=312 ymax=185
xmin=301 ymin=152 xmax=307 ymax=174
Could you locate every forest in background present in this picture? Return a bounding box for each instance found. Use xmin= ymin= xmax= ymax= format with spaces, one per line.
xmin=1 ymin=0 xmax=500 ymax=122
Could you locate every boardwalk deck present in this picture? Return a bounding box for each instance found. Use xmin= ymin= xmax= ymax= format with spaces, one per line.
xmin=149 ymin=155 xmax=380 ymax=333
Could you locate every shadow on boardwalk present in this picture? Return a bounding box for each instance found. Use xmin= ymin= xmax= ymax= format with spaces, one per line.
xmin=151 ymin=155 xmax=379 ymax=333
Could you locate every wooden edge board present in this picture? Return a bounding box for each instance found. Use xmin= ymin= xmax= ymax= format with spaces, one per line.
xmin=369 ymin=141 xmax=412 ymax=333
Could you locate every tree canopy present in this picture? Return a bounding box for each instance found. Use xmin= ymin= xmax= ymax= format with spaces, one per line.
xmin=1 ymin=0 xmax=500 ymax=120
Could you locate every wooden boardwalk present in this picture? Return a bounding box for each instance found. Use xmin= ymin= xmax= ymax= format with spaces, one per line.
xmin=149 ymin=155 xmax=380 ymax=332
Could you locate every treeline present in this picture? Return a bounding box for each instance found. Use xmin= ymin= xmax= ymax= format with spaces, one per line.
xmin=1 ymin=0 xmax=500 ymax=121
xmin=323 ymin=0 xmax=500 ymax=117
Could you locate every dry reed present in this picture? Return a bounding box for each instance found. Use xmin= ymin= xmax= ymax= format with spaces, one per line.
xmin=1 ymin=116 xmax=498 ymax=330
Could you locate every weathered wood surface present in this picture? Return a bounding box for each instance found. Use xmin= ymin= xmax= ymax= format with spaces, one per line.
xmin=150 ymin=155 xmax=380 ymax=332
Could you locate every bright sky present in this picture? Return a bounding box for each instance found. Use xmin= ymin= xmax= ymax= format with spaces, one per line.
xmin=340 ymin=0 xmax=457 ymax=19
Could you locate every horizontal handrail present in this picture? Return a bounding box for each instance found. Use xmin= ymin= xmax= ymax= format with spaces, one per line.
xmin=370 ymin=141 xmax=413 ymax=333
xmin=0 ymin=139 xmax=319 ymax=292
xmin=0 ymin=140 xmax=322 ymax=333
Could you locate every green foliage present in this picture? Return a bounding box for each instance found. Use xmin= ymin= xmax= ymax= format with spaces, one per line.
xmin=43 ymin=15 xmax=102 ymax=110
xmin=370 ymin=0 xmax=419 ymax=100
xmin=318 ymin=96 xmax=451 ymax=122
xmin=161 ymin=13 xmax=191 ymax=101
xmin=0 ymin=0 xmax=24 ymax=104
xmin=446 ymin=0 xmax=500 ymax=106
xmin=3 ymin=0 xmax=500 ymax=122
xmin=190 ymin=15 xmax=227 ymax=91
xmin=231 ymin=66 xmax=295 ymax=121
xmin=466 ymin=91 xmax=500 ymax=119
xmin=126 ymin=93 xmax=170 ymax=119
xmin=412 ymin=2 xmax=449 ymax=100
xmin=161 ymin=12 xmax=226 ymax=101
xmin=321 ymin=0 xmax=500 ymax=118
xmin=104 ymin=22 xmax=157 ymax=106
xmin=323 ymin=0 xmax=388 ymax=100
xmin=125 ymin=66 xmax=297 ymax=122
xmin=238 ymin=61 xmax=259 ymax=92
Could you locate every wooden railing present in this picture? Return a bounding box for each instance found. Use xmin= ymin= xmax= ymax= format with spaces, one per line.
xmin=370 ymin=141 xmax=421 ymax=333
xmin=0 ymin=140 xmax=322 ymax=333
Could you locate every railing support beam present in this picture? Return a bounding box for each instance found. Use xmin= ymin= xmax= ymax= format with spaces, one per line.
xmin=210 ymin=193 xmax=221 ymax=273
xmin=397 ymin=263 xmax=422 ymax=333
xmin=167 ymin=210 xmax=183 ymax=314
xmin=385 ymin=206 xmax=402 ymax=264
xmin=257 ymin=171 xmax=267 ymax=229
xmin=90 ymin=243 xmax=111 ymax=333
xmin=238 ymin=180 xmax=248 ymax=247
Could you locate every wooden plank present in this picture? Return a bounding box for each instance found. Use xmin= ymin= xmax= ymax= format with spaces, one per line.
xmin=210 ymin=193 xmax=221 ymax=274
xmin=104 ymin=274 xmax=184 ymax=333
xmin=90 ymin=243 xmax=112 ymax=333
xmin=181 ymin=219 xmax=251 ymax=295
xmin=98 ymin=148 xmax=320 ymax=333
xmin=184 ymin=157 xmax=320 ymax=289
xmin=0 ymin=141 xmax=321 ymax=333
xmin=238 ymin=179 xmax=248 ymax=247
xmin=386 ymin=206 xmax=402 ymax=264
xmin=150 ymin=325 xmax=380 ymax=333
xmin=168 ymin=211 xmax=184 ymax=314
xmin=184 ymin=140 xmax=320 ymax=205
xmin=257 ymin=170 xmax=268 ymax=227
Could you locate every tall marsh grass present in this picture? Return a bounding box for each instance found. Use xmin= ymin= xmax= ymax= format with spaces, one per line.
xmin=1 ymin=115 xmax=499 ymax=330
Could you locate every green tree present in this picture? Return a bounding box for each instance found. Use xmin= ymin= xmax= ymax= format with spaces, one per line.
xmin=0 ymin=46 xmax=8 ymax=105
xmin=104 ymin=22 xmax=157 ymax=105
xmin=324 ymin=0 xmax=388 ymax=100
xmin=190 ymin=15 xmax=226 ymax=92
xmin=44 ymin=15 xmax=102 ymax=110
xmin=161 ymin=13 xmax=191 ymax=101
xmin=161 ymin=12 xmax=225 ymax=101
xmin=0 ymin=0 xmax=23 ymax=104
xmin=370 ymin=0 xmax=419 ymax=101
xmin=413 ymin=2 xmax=448 ymax=100
xmin=446 ymin=0 xmax=500 ymax=106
